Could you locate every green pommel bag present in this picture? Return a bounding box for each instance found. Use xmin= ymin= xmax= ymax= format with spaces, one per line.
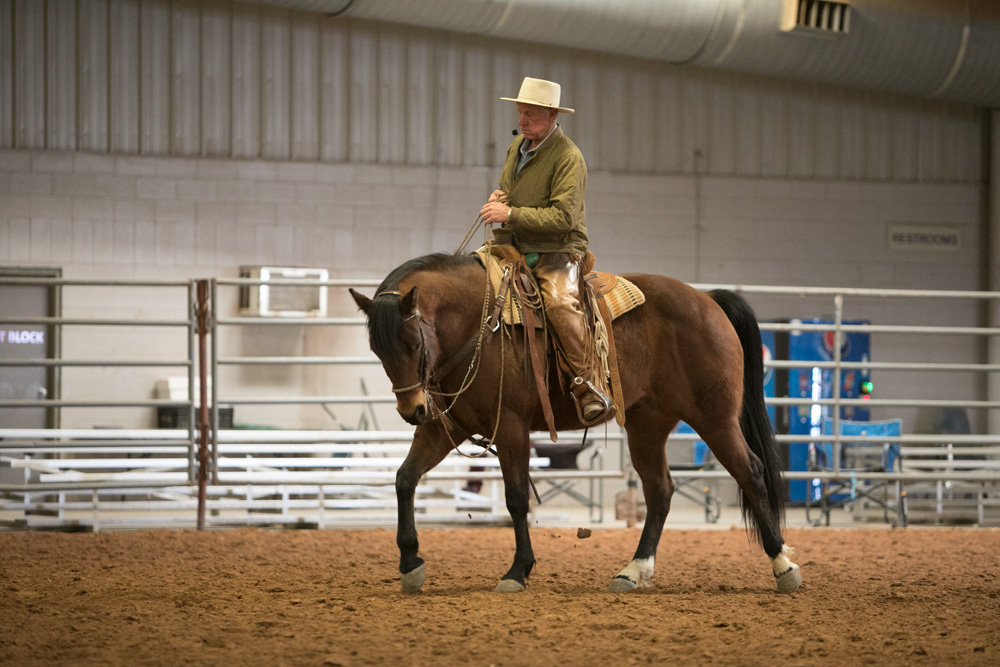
xmin=524 ymin=252 xmax=539 ymax=268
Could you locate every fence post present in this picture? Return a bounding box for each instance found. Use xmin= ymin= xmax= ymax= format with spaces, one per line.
xmin=988 ymin=110 xmax=1000 ymax=436
xmin=195 ymin=280 xmax=211 ymax=530
xmin=831 ymin=293 xmax=844 ymax=474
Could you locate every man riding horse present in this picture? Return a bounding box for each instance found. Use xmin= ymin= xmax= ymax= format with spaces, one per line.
xmin=349 ymin=77 xmax=803 ymax=596
xmin=479 ymin=77 xmax=610 ymax=425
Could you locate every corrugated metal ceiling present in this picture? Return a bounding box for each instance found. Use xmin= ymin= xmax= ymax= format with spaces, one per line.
xmin=236 ymin=0 xmax=1000 ymax=109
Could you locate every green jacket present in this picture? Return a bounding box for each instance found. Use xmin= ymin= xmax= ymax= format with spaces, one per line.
xmin=498 ymin=126 xmax=589 ymax=254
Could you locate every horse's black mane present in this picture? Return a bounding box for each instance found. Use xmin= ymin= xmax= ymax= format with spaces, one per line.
xmin=367 ymin=253 xmax=481 ymax=363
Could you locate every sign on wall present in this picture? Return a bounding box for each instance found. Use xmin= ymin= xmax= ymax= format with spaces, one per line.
xmin=888 ymin=224 xmax=961 ymax=253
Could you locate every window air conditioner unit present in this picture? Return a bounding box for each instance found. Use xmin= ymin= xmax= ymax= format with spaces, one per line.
xmin=239 ymin=266 xmax=329 ymax=317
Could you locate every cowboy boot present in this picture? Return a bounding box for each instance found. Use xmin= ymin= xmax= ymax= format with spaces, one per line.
xmin=546 ymin=299 xmax=611 ymax=424
xmin=534 ymin=252 xmax=612 ymax=425
xmin=571 ymin=374 xmax=612 ymax=425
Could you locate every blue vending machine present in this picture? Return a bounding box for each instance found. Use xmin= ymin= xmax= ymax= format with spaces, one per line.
xmin=761 ymin=320 xmax=872 ymax=503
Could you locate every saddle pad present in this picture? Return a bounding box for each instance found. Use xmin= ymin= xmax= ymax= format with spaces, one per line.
xmin=600 ymin=274 xmax=645 ymax=318
xmin=473 ymin=247 xmax=645 ymax=326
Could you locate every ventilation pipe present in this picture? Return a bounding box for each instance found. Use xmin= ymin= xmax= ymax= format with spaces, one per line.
xmin=239 ymin=0 xmax=1000 ymax=109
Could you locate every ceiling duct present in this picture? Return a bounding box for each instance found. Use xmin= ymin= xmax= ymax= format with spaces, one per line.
xmin=236 ymin=0 xmax=1000 ymax=109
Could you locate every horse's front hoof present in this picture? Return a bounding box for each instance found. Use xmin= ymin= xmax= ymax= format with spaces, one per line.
xmin=608 ymin=575 xmax=638 ymax=592
xmin=494 ymin=578 xmax=525 ymax=592
xmin=400 ymin=563 xmax=426 ymax=593
xmin=774 ymin=563 xmax=802 ymax=594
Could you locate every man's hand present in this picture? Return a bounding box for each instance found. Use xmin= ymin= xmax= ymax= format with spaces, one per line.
xmin=480 ymin=201 xmax=512 ymax=226
xmin=487 ymin=189 xmax=508 ymax=204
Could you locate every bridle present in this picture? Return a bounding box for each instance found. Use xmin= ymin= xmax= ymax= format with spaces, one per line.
xmin=372 ymin=268 xmax=559 ymax=496
xmin=375 ymin=282 xmax=545 ymax=499
xmin=376 ymin=290 xmax=435 ymax=396
xmin=375 ymin=278 xmax=496 ymax=418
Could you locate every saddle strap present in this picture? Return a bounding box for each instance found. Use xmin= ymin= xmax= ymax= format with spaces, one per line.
xmin=519 ymin=272 xmax=559 ymax=442
xmin=593 ymin=290 xmax=626 ymax=427
xmin=485 ymin=263 xmax=514 ymax=344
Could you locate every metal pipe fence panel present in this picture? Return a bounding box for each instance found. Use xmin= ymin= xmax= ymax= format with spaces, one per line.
xmin=2 ymin=275 xmax=998 ymax=529
xmin=0 ymin=276 xmax=199 ymax=519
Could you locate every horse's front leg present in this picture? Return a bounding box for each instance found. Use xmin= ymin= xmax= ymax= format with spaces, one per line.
xmin=495 ymin=424 xmax=535 ymax=592
xmin=396 ymin=422 xmax=453 ymax=593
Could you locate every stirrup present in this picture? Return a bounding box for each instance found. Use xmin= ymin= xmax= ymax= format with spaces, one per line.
xmin=572 ymin=376 xmax=611 ymax=426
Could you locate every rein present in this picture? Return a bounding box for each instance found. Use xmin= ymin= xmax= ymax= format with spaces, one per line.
xmin=428 ymin=260 xmax=505 ymax=458
xmin=378 ymin=256 xmax=504 ymax=458
xmin=377 ymin=288 xmax=476 ymax=397
xmin=384 ymin=221 xmax=558 ymax=465
xmin=377 ymin=226 xmax=567 ymax=501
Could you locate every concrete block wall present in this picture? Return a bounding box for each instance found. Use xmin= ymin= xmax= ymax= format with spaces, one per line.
xmin=0 ymin=147 xmax=987 ymax=437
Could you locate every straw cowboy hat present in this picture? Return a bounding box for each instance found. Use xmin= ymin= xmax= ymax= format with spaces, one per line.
xmin=500 ymin=77 xmax=575 ymax=113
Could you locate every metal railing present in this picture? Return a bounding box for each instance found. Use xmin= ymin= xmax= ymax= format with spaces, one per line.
xmin=210 ymin=276 xmax=380 ymax=486
xmin=721 ymin=285 xmax=1000 ymax=479
xmin=2 ymin=274 xmax=998 ymax=529
xmin=695 ymin=282 xmax=1000 ymax=525
xmin=0 ymin=276 xmax=198 ymax=480
xmin=204 ymin=275 xmax=623 ymax=528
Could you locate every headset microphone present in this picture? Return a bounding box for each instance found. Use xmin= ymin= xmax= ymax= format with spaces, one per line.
xmin=512 ymin=128 xmax=519 ymax=135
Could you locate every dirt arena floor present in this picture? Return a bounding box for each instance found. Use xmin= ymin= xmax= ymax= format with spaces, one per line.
xmin=1 ymin=525 xmax=998 ymax=666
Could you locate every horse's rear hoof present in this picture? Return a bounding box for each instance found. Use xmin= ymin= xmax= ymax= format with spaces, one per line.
xmin=775 ymin=563 xmax=802 ymax=594
xmin=608 ymin=575 xmax=638 ymax=592
xmin=400 ymin=563 xmax=426 ymax=593
xmin=495 ymin=578 xmax=525 ymax=592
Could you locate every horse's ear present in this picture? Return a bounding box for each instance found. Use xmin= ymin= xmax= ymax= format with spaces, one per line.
xmin=399 ymin=286 xmax=419 ymax=317
xmin=348 ymin=288 xmax=372 ymax=315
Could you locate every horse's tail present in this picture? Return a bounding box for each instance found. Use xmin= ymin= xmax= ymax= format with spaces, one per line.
xmin=708 ymin=289 xmax=785 ymax=541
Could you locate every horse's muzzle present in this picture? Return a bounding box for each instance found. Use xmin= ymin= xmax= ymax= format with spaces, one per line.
xmin=399 ymin=403 xmax=427 ymax=426
xmin=396 ymin=389 xmax=428 ymax=426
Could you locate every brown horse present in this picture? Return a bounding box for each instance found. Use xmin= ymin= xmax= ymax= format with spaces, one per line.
xmin=349 ymin=253 xmax=802 ymax=595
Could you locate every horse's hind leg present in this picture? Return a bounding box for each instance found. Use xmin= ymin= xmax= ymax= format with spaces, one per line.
xmin=609 ymin=410 xmax=676 ymax=592
xmin=395 ymin=422 xmax=454 ymax=593
xmin=700 ymin=419 xmax=802 ymax=594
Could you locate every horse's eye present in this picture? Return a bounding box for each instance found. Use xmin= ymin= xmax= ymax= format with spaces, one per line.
xmin=411 ymin=341 xmax=421 ymax=353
